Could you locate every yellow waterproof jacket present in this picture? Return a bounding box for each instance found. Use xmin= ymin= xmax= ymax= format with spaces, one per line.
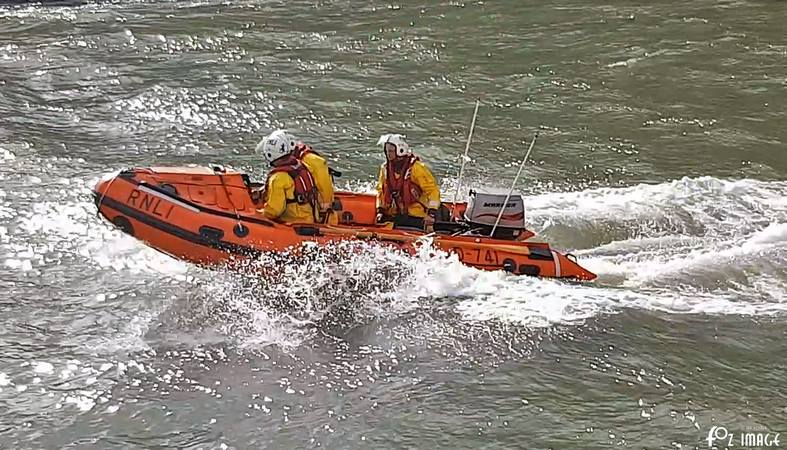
xmin=376 ymin=159 xmax=441 ymax=219
xmin=300 ymin=152 xmax=335 ymax=212
xmin=260 ymin=171 xmax=315 ymax=223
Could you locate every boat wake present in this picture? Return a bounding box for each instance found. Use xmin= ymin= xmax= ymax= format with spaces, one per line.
xmin=193 ymin=176 xmax=787 ymax=338
xmin=2 ymin=146 xmax=785 ymax=349
xmin=157 ymin=174 xmax=787 ymax=342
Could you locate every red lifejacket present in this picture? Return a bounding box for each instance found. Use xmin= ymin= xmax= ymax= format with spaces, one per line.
xmin=382 ymin=155 xmax=423 ymax=215
xmin=267 ymin=156 xmax=319 ymax=213
xmin=292 ymin=142 xmax=321 ymax=160
xmin=293 ymin=142 xmax=342 ymax=182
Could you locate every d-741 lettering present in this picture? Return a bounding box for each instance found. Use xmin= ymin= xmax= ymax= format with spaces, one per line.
xmin=450 ymin=247 xmax=499 ymax=265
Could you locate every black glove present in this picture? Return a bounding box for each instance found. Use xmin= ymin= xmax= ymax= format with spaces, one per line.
xmin=375 ymin=208 xmax=385 ymax=223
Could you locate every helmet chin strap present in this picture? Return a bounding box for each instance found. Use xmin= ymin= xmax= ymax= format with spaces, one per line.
xmin=391 ymin=157 xmax=407 ymax=172
xmin=272 ymin=155 xmax=290 ymax=166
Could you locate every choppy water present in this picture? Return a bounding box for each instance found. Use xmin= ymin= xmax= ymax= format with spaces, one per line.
xmin=1 ymin=0 xmax=786 ymax=448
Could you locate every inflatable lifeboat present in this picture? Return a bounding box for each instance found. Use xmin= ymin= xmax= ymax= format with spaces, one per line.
xmin=92 ymin=166 xmax=596 ymax=281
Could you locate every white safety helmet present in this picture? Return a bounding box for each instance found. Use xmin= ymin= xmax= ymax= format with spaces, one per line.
xmin=377 ymin=133 xmax=410 ymax=158
xmin=256 ymin=129 xmax=297 ymax=164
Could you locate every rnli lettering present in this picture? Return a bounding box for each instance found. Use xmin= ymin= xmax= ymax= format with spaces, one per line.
xmin=139 ymin=192 xmax=156 ymax=211
xmin=127 ymin=189 xmax=174 ymax=219
xmin=127 ymin=189 xmax=140 ymax=205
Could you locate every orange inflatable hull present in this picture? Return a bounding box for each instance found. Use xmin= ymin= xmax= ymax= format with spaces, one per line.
xmin=92 ymin=166 xmax=596 ymax=281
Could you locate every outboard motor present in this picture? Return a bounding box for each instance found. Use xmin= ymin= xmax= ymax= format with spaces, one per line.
xmin=463 ymin=191 xmax=527 ymax=239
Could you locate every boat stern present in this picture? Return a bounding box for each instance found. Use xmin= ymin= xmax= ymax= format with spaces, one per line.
xmin=555 ymin=251 xmax=597 ymax=281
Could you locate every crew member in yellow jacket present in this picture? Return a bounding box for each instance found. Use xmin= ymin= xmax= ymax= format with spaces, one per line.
xmin=375 ymin=134 xmax=442 ymax=230
xmin=256 ymin=130 xmax=337 ymax=224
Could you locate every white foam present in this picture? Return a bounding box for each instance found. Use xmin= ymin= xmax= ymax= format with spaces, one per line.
xmin=376 ymin=243 xmax=616 ymax=326
xmin=4 ymin=259 xmax=22 ymax=270
xmin=745 ymin=274 xmax=787 ymax=303
xmin=15 ymin=193 xmax=188 ymax=276
xmin=15 ymin=173 xmax=774 ymax=339
xmin=377 ymin=176 xmax=787 ymax=326
xmin=451 ymin=270 xmax=787 ymax=326
xmin=578 ymin=220 xmax=786 ymax=290
xmin=191 ymin=178 xmax=787 ymax=335
xmin=94 ymin=313 xmax=156 ymax=353
xmin=455 ymin=278 xmax=616 ymax=327
xmin=0 ymin=373 xmax=10 ymax=386
xmin=33 ymin=362 xmax=54 ymax=375
xmin=588 ymin=234 xmax=705 ymax=256
xmin=89 ymin=234 xmax=189 ymax=276
xmin=745 ymin=222 xmax=787 ymax=245
xmin=65 ymin=394 xmax=96 ymax=412
xmin=237 ymin=311 xmax=307 ymax=350
xmin=178 ymin=240 xmax=424 ymax=348
xmin=200 ymin=274 xmax=311 ymax=350
xmin=525 ymin=177 xmax=787 ymax=240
